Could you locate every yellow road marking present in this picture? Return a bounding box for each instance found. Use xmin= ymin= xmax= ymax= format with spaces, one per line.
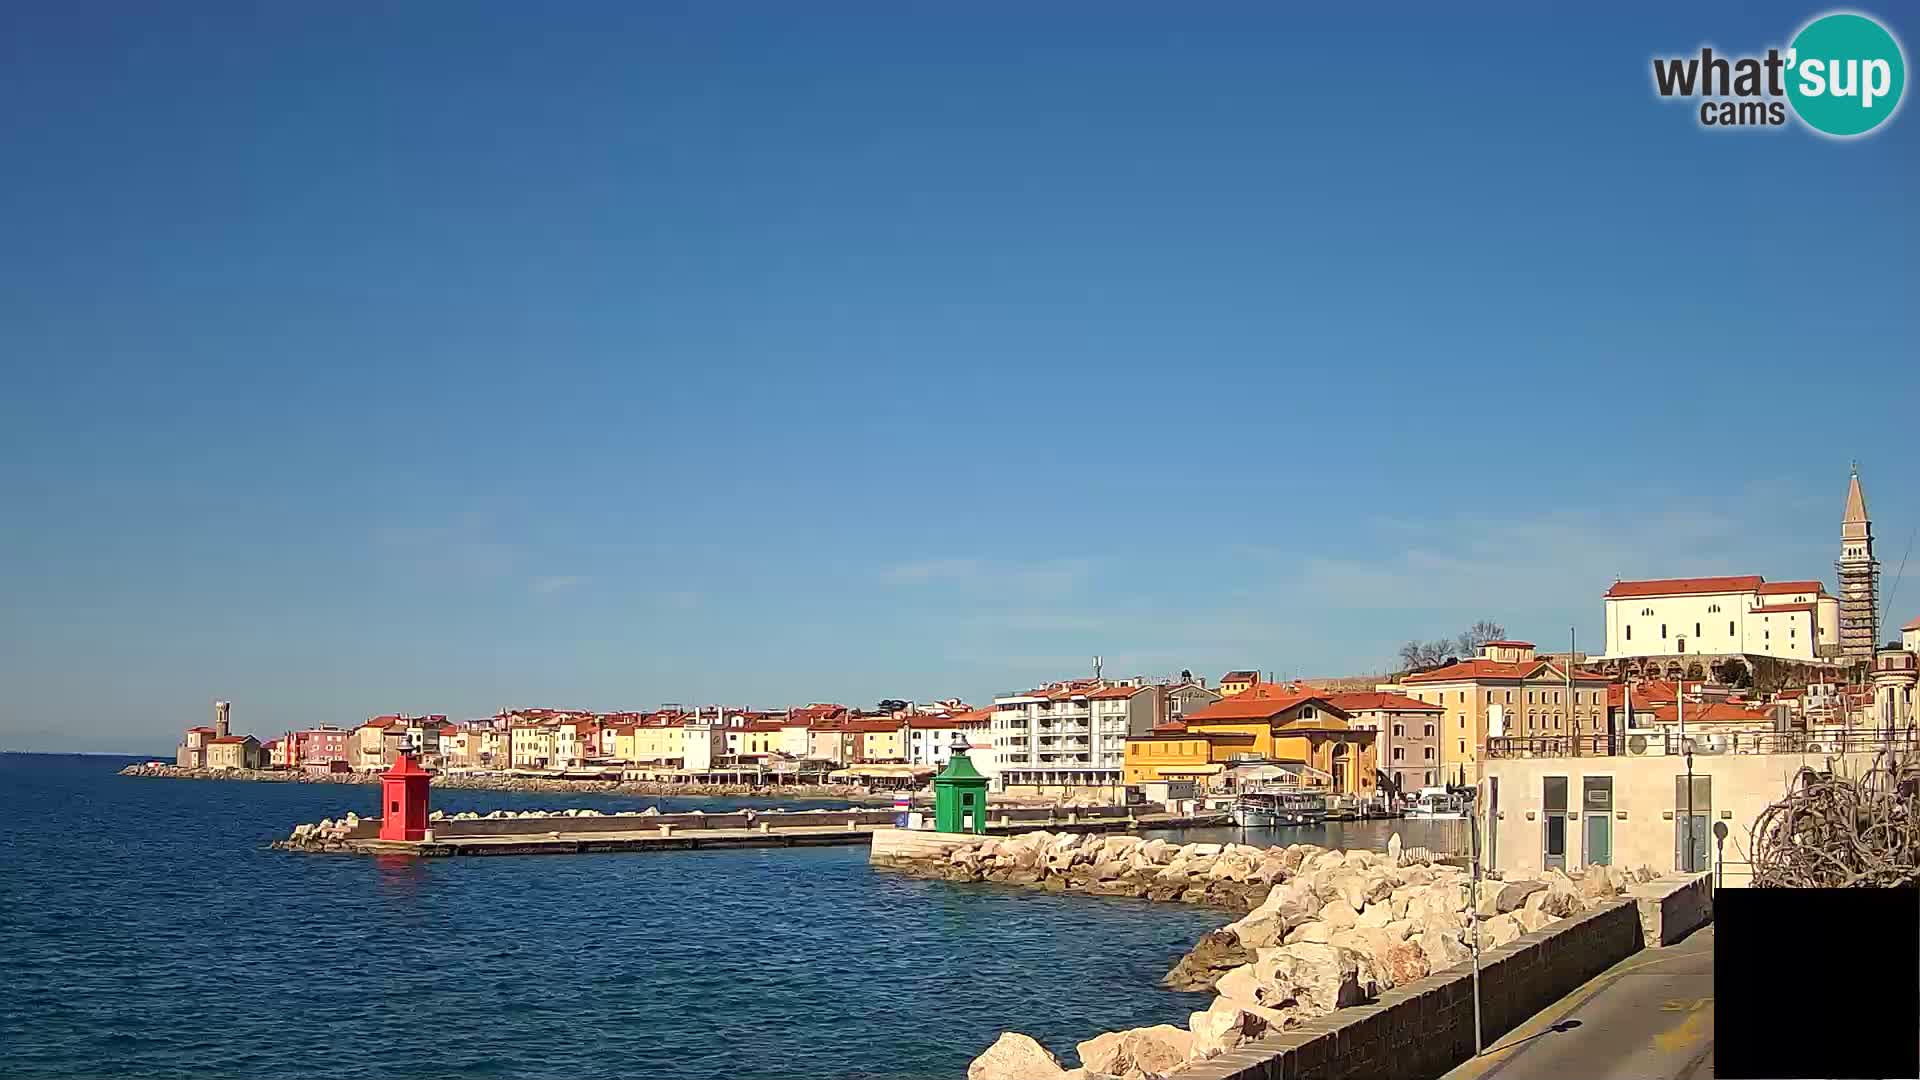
xmin=1655 ymin=1007 xmax=1711 ymax=1053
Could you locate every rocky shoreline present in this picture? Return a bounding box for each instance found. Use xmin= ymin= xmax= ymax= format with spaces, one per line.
xmin=117 ymin=762 xmax=872 ymax=801
xmin=913 ymin=833 xmax=1657 ymax=1080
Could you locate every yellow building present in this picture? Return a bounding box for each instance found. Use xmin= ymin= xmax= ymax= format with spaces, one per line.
xmin=1122 ymin=730 xmax=1255 ymax=784
xmin=848 ymin=720 xmax=906 ymax=763
xmin=205 ymin=735 xmax=263 ymax=770
xmin=1178 ymin=684 xmax=1378 ymax=796
xmin=1218 ymin=670 xmax=1260 ymax=698
xmin=1396 ymin=641 xmax=1612 ymax=784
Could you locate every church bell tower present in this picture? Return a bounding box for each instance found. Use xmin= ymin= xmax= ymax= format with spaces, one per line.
xmin=1836 ymin=463 xmax=1879 ymax=661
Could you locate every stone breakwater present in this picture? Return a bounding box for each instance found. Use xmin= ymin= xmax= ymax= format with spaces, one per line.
xmin=117 ymin=762 xmax=867 ymax=800
xmin=934 ymin=833 xmax=1658 ymax=1080
xmin=273 ymin=805 xmax=669 ymax=852
xmin=874 ymin=831 xmax=1285 ymax=912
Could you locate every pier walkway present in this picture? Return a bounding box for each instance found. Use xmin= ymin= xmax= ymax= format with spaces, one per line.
xmin=1438 ymin=923 xmax=1714 ymax=1080
xmin=328 ymin=811 xmax=1228 ymax=857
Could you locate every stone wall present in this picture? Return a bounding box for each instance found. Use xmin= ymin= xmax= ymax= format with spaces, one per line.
xmin=1630 ymin=872 xmax=1713 ymax=946
xmin=1173 ymin=900 xmax=1647 ymax=1080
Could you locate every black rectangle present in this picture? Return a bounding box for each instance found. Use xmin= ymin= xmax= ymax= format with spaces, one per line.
xmin=1716 ymin=887 xmax=1919 ymax=1079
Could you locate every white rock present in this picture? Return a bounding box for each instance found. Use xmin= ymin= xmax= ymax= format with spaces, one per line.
xmin=1076 ymin=1025 xmax=1194 ymax=1078
xmin=968 ymin=1033 xmax=1065 ymax=1080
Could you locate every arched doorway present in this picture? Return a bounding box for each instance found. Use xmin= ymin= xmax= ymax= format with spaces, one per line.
xmin=1330 ymin=742 xmax=1351 ymax=794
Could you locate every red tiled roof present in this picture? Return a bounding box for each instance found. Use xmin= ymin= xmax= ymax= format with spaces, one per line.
xmin=1183 ymin=684 xmax=1349 ymax=722
xmin=208 ymin=735 xmax=254 ymax=745
xmin=187 ymin=726 xmax=215 ymax=733
xmin=1150 ymin=721 xmax=1188 ymax=734
xmin=843 ymin=719 xmax=904 ymax=733
xmin=1651 ymin=702 xmax=1776 ymax=725
xmin=1903 ymin=615 xmax=1920 ymax=631
xmin=1221 ymin=671 xmax=1260 ymax=683
xmin=948 ymin=708 xmax=994 ymax=726
xmin=1757 ymin=580 xmax=1825 ymax=596
xmin=1326 ymin=691 xmax=1442 ymax=713
xmin=743 ymin=721 xmax=785 ymax=733
xmin=1402 ymin=659 xmax=1609 ymax=686
xmin=1087 ymin=685 xmax=1145 ymax=700
xmin=1605 ymin=576 xmax=1764 ymax=599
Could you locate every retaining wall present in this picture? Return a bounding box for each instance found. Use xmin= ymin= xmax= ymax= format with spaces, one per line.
xmin=1630 ymin=872 xmax=1713 ymax=946
xmin=1179 ymin=900 xmax=1648 ymax=1080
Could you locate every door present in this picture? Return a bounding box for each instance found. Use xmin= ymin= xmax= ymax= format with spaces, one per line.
xmin=1674 ymin=775 xmax=1712 ymax=872
xmin=1583 ymin=776 xmax=1613 ymax=866
xmin=1543 ymin=776 xmax=1568 ymax=871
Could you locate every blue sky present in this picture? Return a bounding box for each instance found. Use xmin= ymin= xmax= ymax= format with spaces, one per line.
xmin=2 ymin=2 xmax=1914 ymax=752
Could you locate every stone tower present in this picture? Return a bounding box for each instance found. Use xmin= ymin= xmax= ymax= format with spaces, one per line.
xmin=1836 ymin=464 xmax=1879 ymax=661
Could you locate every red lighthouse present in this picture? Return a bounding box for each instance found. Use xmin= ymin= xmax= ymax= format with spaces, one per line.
xmin=377 ymin=752 xmax=432 ymax=842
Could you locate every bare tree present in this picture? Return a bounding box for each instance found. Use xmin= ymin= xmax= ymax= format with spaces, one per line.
xmin=1453 ymin=620 xmax=1507 ymax=659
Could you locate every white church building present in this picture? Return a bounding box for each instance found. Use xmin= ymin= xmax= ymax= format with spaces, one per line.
xmin=1598 ymin=575 xmax=1840 ymax=664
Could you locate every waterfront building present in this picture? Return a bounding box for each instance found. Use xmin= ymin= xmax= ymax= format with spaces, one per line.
xmin=352 ymin=716 xmax=411 ymax=771
xmin=735 ymin=720 xmax=784 ymax=757
xmin=906 ymin=708 xmax=992 ymax=768
xmin=176 ymin=726 xmax=215 ymax=768
xmin=845 ymin=718 xmax=907 ymax=763
xmin=1394 ymin=641 xmax=1610 ymax=784
xmin=989 ymin=679 xmax=1157 ymax=793
xmin=1179 ymin=684 xmax=1378 ymax=797
xmin=1121 ymin=722 xmax=1245 ymax=786
xmin=554 ymin=718 xmax=600 ymax=768
xmin=1482 ymin=719 xmax=1913 ymax=885
xmin=440 ymin=727 xmax=506 ymax=770
xmin=1217 ymin=671 xmax=1259 ymax=698
xmin=509 ymin=722 xmax=556 ymax=769
xmin=286 ymin=727 xmax=352 ymax=770
xmin=1325 ymin=691 xmax=1443 ymax=795
xmin=205 ymin=734 xmax=264 ymax=770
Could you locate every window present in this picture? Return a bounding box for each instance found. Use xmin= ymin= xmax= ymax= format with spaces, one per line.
xmin=1301 ymin=706 xmax=1316 ymax=719
xmin=1505 ymin=690 xmax=1513 ymax=704
xmin=1393 ymin=747 xmax=1404 ymax=761
xmin=1424 ymin=724 xmax=1435 ymax=736
xmin=1708 ymin=603 xmax=1720 ymax=613
xmin=1661 ymin=624 xmax=1668 ymax=638
xmin=1529 ymin=691 xmax=1536 ymax=704
xmin=1424 ymin=747 xmax=1434 ymax=760
xmin=1694 ymin=622 xmax=1701 ymax=637
xmin=1487 ymin=690 xmax=1495 ymax=703
xmin=1555 ymin=691 xmax=1562 ymax=704
xmin=1729 ymin=621 xmax=1735 ymax=636
xmin=1425 ymin=770 xmax=1435 ymax=785
xmin=1459 ymin=740 xmax=1466 ymax=754
xmin=1392 ymin=724 xmax=1404 ymax=737
xmin=1626 ymin=625 xmax=1632 ymax=641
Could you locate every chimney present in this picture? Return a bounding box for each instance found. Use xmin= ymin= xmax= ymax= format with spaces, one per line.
xmin=214 ymin=700 xmax=231 ymax=738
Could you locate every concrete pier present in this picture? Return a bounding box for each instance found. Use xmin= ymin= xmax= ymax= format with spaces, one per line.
xmin=277 ymin=805 xmax=1229 ymax=858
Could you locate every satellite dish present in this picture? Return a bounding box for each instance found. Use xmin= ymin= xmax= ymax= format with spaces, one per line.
xmin=1487 ymin=704 xmax=1506 ymax=738
xmin=1628 ymin=734 xmax=1648 ymax=755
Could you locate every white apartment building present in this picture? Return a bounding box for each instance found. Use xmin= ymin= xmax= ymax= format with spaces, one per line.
xmin=1599 ymin=576 xmax=1840 ymax=664
xmin=990 ymin=680 xmax=1156 ymax=789
xmin=905 ymin=709 xmax=993 ymax=769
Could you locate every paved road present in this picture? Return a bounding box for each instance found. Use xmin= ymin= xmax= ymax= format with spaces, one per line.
xmin=1440 ymin=925 xmax=1715 ymax=1080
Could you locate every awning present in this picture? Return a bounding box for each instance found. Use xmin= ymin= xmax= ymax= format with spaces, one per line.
xmin=1153 ymin=764 xmax=1225 ymax=776
xmin=827 ymin=764 xmax=936 ymax=780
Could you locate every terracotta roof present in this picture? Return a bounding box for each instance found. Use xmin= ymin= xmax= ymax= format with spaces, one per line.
xmin=948 ymin=707 xmax=995 ymax=725
xmin=1774 ymin=688 xmax=1806 ymax=700
xmin=1087 ymin=685 xmax=1146 ymax=700
xmin=1402 ymin=659 xmax=1608 ymax=686
xmin=1651 ymin=702 xmax=1776 ymax=725
xmin=1605 ymin=576 xmax=1764 ymax=599
xmin=843 ymin=719 xmax=904 ymax=733
xmin=359 ymin=717 xmax=399 ymax=729
xmin=1149 ymin=721 xmax=1189 ymax=734
xmin=1221 ymin=671 xmax=1260 ymax=683
xmin=1482 ymin=640 xmax=1535 ymax=649
xmin=743 ymin=721 xmax=785 ymax=733
xmin=1903 ymin=615 xmax=1920 ymax=631
xmin=187 ymin=726 xmax=215 ymax=733
xmin=1756 ymin=580 xmax=1825 ymax=596
xmin=1326 ymin=691 xmax=1442 ymax=713
xmin=208 ymin=735 xmax=254 ymax=745
xmin=1608 ymin=680 xmax=1683 ymax=708
xmin=1183 ymin=684 xmax=1350 ymax=723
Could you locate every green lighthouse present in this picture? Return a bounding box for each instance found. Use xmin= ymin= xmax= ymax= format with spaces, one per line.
xmin=932 ymin=732 xmax=989 ymax=835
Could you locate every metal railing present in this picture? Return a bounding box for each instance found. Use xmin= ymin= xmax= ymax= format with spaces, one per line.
xmin=1488 ymin=728 xmax=1917 ymax=759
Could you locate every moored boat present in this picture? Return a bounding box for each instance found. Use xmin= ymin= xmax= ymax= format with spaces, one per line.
xmin=1231 ymin=786 xmax=1327 ymax=827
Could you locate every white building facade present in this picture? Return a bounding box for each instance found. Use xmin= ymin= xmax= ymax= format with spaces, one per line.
xmin=989 ymin=680 xmax=1155 ymax=789
xmin=1599 ymin=576 xmax=1840 ymax=664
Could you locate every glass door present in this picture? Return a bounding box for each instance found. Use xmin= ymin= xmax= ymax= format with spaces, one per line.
xmin=1543 ymin=776 xmax=1568 ymax=871
xmin=1583 ymin=776 xmax=1613 ymax=865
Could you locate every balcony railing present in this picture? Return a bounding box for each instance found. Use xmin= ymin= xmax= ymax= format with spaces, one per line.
xmin=1488 ymin=728 xmax=1917 ymax=759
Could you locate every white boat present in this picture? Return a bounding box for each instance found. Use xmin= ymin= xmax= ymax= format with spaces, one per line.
xmin=1403 ymin=786 xmax=1470 ymax=820
xmin=1232 ymin=787 xmax=1327 ymax=827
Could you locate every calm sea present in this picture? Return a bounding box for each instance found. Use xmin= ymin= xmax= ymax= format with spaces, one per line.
xmin=2 ymin=753 xmax=1246 ymax=1080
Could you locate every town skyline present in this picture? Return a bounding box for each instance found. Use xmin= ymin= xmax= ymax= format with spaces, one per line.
xmin=3 ymin=3 xmax=1915 ymax=752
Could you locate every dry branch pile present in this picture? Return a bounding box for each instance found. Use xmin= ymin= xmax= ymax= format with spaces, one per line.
xmin=1750 ymin=739 xmax=1920 ymax=888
